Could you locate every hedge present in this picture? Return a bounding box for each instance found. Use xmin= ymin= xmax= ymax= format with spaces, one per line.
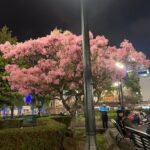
xmin=0 ymin=119 xmax=23 ymax=129
xmin=50 ymin=115 xmax=72 ymax=128
xmin=0 ymin=118 xmax=66 ymax=150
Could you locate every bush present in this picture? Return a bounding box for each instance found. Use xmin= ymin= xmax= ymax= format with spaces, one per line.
xmin=95 ymin=110 xmax=117 ymax=120
xmin=108 ymin=111 xmax=117 ymax=120
xmin=50 ymin=115 xmax=71 ymax=128
xmin=0 ymin=119 xmax=23 ymax=129
xmin=0 ymin=118 xmax=67 ymax=150
xmin=96 ymin=133 xmax=108 ymax=150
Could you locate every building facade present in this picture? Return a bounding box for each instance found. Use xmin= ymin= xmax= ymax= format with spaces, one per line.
xmin=138 ymin=69 xmax=150 ymax=101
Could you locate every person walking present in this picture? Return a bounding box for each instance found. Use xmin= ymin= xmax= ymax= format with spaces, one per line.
xmin=99 ymin=103 xmax=109 ymax=129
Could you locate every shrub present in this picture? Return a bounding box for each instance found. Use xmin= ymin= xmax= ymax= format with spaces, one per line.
xmin=50 ymin=115 xmax=71 ymax=128
xmin=96 ymin=133 xmax=108 ymax=150
xmin=108 ymin=111 xmax=117 ymax=119
xmin=0 ymin=119 xmax=23 ymax=129
xmin=0 ymin=118 xmax=66 ymax=150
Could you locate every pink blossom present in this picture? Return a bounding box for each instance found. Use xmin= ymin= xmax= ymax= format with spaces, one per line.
xmin=0 ymin=30 xmax=149 ymax=96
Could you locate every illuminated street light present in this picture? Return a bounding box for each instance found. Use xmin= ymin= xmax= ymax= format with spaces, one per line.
xmin=116 ymin=62 xmax=125 ymax=69
xmin=112 ymin=82 xmax=122 ymax=106
xmin=115 ymin=62 xmax=125 ymax=110
xmin=81 ymin=0 xmax=97 ymax=149
xmin=113 ymin=81 xmax=120 ymax=87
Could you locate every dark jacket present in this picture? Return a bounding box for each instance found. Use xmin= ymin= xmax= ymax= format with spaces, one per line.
xmin=116 ymin=116 xmax=132 ymax=136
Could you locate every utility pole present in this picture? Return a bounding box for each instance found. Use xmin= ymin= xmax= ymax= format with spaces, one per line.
xmin=81 ymin=0 xmax=98 ymax=149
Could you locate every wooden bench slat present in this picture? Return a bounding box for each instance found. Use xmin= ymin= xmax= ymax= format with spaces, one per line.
xmin=133 ymin=135 xmax=141 ymax=139
xmin=145 ymin=145 xmax=150 ymax=148
xmin=143 ymin=140 xmax=150 ymax=144
xmin=125 ymin=126 xmax=150 ymax=150
xmin=143 ymin=138 xmax=149 ymax=141
xmin=134 ymin=141 xmax=143 ymax=145
xmin=143 ymin=142 xmax=150 ymax=146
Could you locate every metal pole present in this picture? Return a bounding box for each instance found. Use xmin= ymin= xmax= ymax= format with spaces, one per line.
xmin=120 ymin=79 xmax=124 ymax=110
xmin=81 ymin=0 xmax=97 ymax=149
xmin=117 ymin=85 xmax=121 ymax=105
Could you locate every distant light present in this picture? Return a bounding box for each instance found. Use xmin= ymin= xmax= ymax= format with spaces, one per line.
xmin=113 ymin=82 xmax=120 ymax=87
xmin=126 ymin=70 xmax=132 ymax=73
xmin=25 ymin=94 xmax=32 ymax=104
xmin=141 ymin=74 xmax=148 ymax=77
xmin=142 ymin=106 xmax=150 ymax=109
xmin=116 ymin=62 xmax=125 ymax=69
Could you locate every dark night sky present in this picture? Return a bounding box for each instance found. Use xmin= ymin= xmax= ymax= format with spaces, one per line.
xmin=0 ymin=0 xmax=150 ymax=58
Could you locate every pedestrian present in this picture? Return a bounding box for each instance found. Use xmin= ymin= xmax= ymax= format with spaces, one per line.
xmin=99 ymin=103 xmax=109 ymax=129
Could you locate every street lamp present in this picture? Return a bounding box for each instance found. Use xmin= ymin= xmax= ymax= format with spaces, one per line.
xmin=113 ymin=82 xmax=120 ymax=87
xmin=113 ymin=81 xmax=122 ymax=106
xmin=81 ymin=0 xmax=97 ymax=149
xmin=115 ymin=62 xmax=125 ymax=110
xmin=116 ymin=62 xmax=125 ymax=69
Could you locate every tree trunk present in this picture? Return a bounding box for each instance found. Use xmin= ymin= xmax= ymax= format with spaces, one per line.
xmin=2 ymin=105 xmax=6 ymax=118
xmin=38 ymin=106 xmax=41 ymax=116
xmin=41 ymin=100 xmax=45 ymax=116
xmin=59 ymin=91 xmax=84 ymax=128
xmin=31 ymin=107 xmax=35 ymax=115
xmin=94 ymin=91 xmax=102 ymax=105
xmin=11 ymin=105 xmax=14 ymax=118
xmin=18 ymin=106 xmax=22 ymax=116
xmin=61 ymin=97 xmax=79 ymax=129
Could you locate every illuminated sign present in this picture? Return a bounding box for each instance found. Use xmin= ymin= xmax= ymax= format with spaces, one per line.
xmin=25 ymin=94 xmax=32 ymax=104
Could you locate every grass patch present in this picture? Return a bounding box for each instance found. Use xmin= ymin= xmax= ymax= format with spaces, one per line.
xmin=63 ymin=128 xmax=108 ymax=150
xmin=96 ymin=133 xmax=108 ymax=150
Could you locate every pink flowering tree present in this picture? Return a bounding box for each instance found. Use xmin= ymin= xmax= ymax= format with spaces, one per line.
xmin=90 ymin=38 xmax=149 ymax=104
xmin=115 ymin=40 xmax=150 ymax=102
xmin=0 ymin=30 xmax=149 ymax=116
xmin=0 ymin=30 xmax=84 ymax=116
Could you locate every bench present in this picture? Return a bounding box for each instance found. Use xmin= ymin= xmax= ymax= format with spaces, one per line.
xmin=125 ymin=126 xmax=150 ymax=150
xmin=111 ymin=119 xmax=125 ymax=142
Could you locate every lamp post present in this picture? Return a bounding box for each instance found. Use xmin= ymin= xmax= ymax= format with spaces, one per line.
xmin=115 ymin=62 xmax=125 ymax=110
xmin=81 ymin=0 xmax=97 ymax=149
xmin=119 ymin=79 xmax=124 ymax=110
xmin=113 ymin=82 xmax=121 ymax=104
